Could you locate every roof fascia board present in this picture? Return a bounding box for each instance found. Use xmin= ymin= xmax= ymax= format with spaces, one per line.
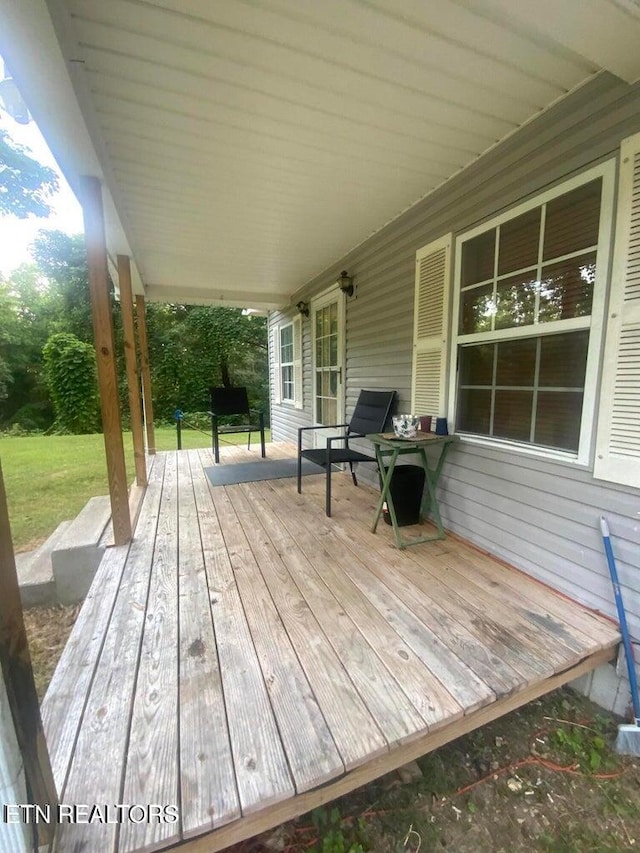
xmin=0 ymin=0 xmax=145 ymax=294
xmin=145 ymin=284 xmax=286 ymax=311
xmin=478 ymin=0 xmax=640 ymax=84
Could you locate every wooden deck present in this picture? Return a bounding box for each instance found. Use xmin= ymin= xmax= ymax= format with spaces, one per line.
xmin=41 ymin=442 xmax=620 ymax=853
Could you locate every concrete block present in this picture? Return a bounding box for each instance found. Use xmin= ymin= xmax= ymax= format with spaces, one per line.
xmin=16 ymin=521 xmax=71 ymax=608
xmin=569 ymin=670 xmax=593 ymax=697
xmin=612 ymin=682 xmax=633 ymax=719
xmin=99 ymin=484 xmax=145 ymax=547
xmin=615 ymin=642 xmax=640 ymax=683
xmin=611 ymin=644 xmax=640 ymax=719
xmin=51 ymin=496 xmax=111 ymax=605
xmin=397 ymin=761 xmax=423 ymax=784
xmin=588 ymin=662 xmax=622 ymax=713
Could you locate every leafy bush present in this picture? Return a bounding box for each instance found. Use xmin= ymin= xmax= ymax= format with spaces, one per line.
xmin=310 ymin=807 xmax=368 ymax=853
xmin=42 ymin=333 xmax=100 ymax=434
xmin=9 ymin=401 xmax=54 ymax=432
xmin=1 ymin=422 xmax=40 ymax=437
xmin=180 ymin=411 xmax=211 ymax=432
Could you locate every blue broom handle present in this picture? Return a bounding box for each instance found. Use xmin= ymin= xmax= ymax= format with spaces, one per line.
xmin=600 ymin=517 xmax=640 ymax=723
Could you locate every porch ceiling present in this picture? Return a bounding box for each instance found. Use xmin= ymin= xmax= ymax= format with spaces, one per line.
xmin=2 ymin=0 xmax=640 ymax=309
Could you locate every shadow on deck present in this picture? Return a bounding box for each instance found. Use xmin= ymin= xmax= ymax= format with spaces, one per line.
xmin=41 ymin=442 xmax=620 ymax=853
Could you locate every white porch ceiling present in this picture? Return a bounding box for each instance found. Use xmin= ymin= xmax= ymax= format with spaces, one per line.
xmin=2 ymin=0 xmax=640 ymax=309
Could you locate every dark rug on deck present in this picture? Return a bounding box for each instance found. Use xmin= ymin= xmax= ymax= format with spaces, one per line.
xmin=204 ymin=457 xmax=324 ymax=487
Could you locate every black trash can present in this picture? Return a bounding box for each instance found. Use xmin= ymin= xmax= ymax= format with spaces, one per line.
xmin=382 ymin=464 xmax=425 ymax=526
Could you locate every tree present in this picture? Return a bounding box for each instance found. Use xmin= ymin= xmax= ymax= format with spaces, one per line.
xmin=1 ymin=227 xmax=270 ymax=430
xmin=145 ymin=304 xmax=268 ymax=419
xmin=0 ymin=278 xmax=22 ymax=403
xmin=0 ymin=128 xmax=58 ymax=218
xmin=30 ymin=230 xmax=94 ymax=342
xmin=0 ymin=264 xmax=57 ymax=428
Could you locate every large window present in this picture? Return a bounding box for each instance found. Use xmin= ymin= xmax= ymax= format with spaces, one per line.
xmin=452 ymin=165 xmax=613 ymax=458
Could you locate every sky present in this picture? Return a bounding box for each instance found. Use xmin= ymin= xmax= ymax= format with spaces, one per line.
xmin=0 ymin=107 xmax=84 ymax=277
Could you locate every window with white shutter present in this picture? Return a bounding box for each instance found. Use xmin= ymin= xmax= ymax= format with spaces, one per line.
xmin=594 ymin=132 xmax=640 ymax=486
xmin=411 ymin=235 xmax=452 ymax=417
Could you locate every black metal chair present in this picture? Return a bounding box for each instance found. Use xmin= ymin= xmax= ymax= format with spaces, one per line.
xmin=297 ymin=389 xmax=396 ymax=516
xmin=209 ymin=387 xmax=266 ymax=464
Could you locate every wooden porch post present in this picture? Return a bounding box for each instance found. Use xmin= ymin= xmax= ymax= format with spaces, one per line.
xmin=118 ymin=255 xmax=147 ymax=487
xmin=135 ymin=295 xmax=156 ymax=455
xmin=79 ymin=176 xmax=132 ymax=545
xmin=0 ymin=463 xmax=58 ymax=847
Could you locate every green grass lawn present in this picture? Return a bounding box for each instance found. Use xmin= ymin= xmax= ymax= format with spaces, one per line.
xmin=1 ymin=426 xmax=270 ymax=552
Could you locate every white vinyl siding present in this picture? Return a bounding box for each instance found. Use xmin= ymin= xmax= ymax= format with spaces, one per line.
xmin=450 ymin=162 xmax=614 ymax=464
xmin=595 ymin=132 xmax=640 ymax=486
xmin=411 ymin=235 xmax=452 ymax=418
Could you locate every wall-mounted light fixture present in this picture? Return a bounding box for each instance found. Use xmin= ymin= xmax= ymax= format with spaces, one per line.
xmin=296 ymin=300 xmax=310 ymax=317
xmin=337 ymin=270 xmax=354 ymax=297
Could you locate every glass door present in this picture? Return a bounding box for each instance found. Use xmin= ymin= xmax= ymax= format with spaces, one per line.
xmin=312 ymin=290 xmax=345 ymax=445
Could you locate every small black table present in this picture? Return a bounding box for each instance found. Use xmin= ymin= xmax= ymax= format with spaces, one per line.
xmin=367 ymin=432 xmax=457 ymax=549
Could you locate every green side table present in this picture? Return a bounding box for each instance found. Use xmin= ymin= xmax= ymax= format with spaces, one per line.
xmin=367 ymin=432 xmax=458 ymax=549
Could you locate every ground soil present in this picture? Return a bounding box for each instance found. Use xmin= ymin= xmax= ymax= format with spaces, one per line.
xmin=25 ymin=607 xmax=640 ymax=852
xmin=24 ymin=603 xmax=79 ymax=700
xmin=229 ymin=691 xmax=640 ymax=853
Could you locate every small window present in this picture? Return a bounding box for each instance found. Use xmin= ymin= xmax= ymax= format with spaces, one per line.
xmin=279 ymin=323 xmax=294 ymax=402
xmin=452 ymin=164 xmax=613 ymax=460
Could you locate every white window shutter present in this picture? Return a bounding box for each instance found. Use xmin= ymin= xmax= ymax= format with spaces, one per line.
xmin=594 ymin=132 xmax=640 ymax=486
xmin=272 ymin=326 xmax=281 ymax=405
xmin=411 ymin=234 xmax=452 ymax=416
xmin=293 ymin=316 xmax=303 ymax=409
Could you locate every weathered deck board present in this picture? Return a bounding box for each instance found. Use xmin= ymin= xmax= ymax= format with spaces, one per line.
xmin=120 ymin=451 xmax=180 ymax=853
xmin=257 ymin=478 xmax=494 ymax=714
xmin=42 ymin=460 xmax=162 ymax=789
xmin=229 ymin=487 xmax=389 ymax=770
xmin=212 ymin=483 xmax=344 ymax=793
xmin=252 ymin=479 xmax=466 ymax=731
xmin=53 ymin=455 xmax=167 ymax=853
xmin=422 ymin=556 xmax=597 ymax=660
xmin=326 ymin=478 xmax=556 ymax=688
xmin=178 ymin=453 xmax=240 ymax=837
xmin=191 ymin=456 xmax=294 ymax=815
xmin=247 ymin=479 xmax=428 ymax=747
xmin=272 ymin=477 xmax=532 ymax=695
xmin=318 ymin=472 xmax=617 ymax=676
xmin=42 ymin=543 xmax=129 ymax=793
xmin=326 ymin=470 xmax=616 ymax=648
xmin=178 ymin=646 xmax=616 ymax=853
xmin=43 ymin=445 xmax=620 ymax=853
xmin=446 ymin=547 xmax=618 ymax=649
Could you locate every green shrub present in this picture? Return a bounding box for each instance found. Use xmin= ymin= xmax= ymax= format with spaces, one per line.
xmin=42 ymin=333 xmax=100 ymax=434
xmin=180 ymin=411 xmax=211 ymax=431
xmin=4 ymin=423 xmax=31 ymax=437
xmin=9 ymin=401 xmax=54 ymax=432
